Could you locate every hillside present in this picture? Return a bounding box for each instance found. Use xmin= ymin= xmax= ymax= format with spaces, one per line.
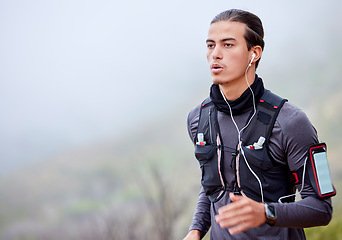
xmin=0 ymin=102 xmax=201 ymax=240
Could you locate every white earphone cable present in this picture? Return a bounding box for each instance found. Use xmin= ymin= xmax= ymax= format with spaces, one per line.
xmin=220 ymin=58 xmax=265 ymax=202
xmin=278 ymin=154 xmax=308 ymax=203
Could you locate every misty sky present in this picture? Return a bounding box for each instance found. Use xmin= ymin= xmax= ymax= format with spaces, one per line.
xmin=0 ymin=0 xmax=340 ymax=175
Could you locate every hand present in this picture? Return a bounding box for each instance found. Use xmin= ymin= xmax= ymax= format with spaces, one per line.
xmin=215 ymin=193 xmax=266 ymax=235
xmin=183 ymin=230 xmax=201 ymax=240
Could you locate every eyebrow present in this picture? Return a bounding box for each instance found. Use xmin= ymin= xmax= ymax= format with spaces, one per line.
xmin=206 ymin=37 xmax=237 ymax=43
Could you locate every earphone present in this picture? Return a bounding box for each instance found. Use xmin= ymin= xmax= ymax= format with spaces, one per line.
xmin=248 ymin=53 xmax=256 ymax=67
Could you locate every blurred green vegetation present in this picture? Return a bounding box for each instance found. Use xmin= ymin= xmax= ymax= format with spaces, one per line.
xmin=304 ymin=179 xmax=342 ymax=240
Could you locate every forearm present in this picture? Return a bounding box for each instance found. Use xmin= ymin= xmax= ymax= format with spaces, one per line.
xmin=273 ymin=196 xmax=332 ymax=228
xmin=183 ymin=230 xmax=201 ymax=240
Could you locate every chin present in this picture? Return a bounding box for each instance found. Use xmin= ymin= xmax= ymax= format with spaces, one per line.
xmin=211 ymin=75 xmax=221 ymax=84
xmin=212 ymin=76 xmax=228 ymax=85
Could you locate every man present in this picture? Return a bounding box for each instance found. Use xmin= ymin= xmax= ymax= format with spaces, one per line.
xmin=183 ymin=9 xmax=334 ymax=240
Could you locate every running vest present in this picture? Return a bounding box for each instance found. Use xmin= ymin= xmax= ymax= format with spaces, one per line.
xmin=194 ymin=90 xmax=296 ymax=203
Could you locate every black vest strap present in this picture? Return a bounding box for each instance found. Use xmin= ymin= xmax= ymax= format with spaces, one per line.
xmin=241 ymin=90 xmax=287 ymax=156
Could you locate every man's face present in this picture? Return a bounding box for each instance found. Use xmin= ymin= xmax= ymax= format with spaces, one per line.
xmin=206 ymin=21 xmax=251 ymax=86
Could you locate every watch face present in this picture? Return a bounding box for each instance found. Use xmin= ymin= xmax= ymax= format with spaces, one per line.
xmin=265 ymin=204 xmax=276 ymax=225
xmin=268 ymin=205 xmax=275 ymax=218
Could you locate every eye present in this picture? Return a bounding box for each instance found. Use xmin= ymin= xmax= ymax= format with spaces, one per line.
xmin=224 ymin=43 xmax=233 ymax=48
xmin=207 ymin=43 xmax=215 ymax=49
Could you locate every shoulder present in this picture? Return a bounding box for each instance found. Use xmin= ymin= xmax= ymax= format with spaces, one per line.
xmin=272 ymin=101 xmax=318 ymax=170
xmin=188 ymin=104 xmax=201 ymax=126
xmin=187 ymin=103 xmax=202 ymax=144
xmin=277 ymin=101 xmax=316 ymax=136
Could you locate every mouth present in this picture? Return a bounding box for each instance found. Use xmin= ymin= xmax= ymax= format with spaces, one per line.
xmin=211 ymin=63 xmax=224 ymax=74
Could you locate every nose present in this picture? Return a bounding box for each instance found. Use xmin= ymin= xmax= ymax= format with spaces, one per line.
xmin=211 ymin=46 xmax=223 ymax=60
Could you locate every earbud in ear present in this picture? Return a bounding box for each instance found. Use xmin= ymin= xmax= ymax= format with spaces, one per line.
xmin=249 ymin=53 xmax=256 ymax=66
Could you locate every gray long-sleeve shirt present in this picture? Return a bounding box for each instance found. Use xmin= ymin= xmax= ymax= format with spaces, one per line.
xmin=187 ymin=101 xmax=333 ymax=240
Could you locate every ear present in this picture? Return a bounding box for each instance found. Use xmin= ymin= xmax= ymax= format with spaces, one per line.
xmin=250 ymin=46 xmax=263 ymax=64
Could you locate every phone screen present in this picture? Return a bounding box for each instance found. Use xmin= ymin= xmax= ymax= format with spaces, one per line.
xmin=313 ymin=151 xmax=334 ymax=195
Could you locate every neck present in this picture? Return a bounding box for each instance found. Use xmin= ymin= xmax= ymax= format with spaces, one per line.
xmin=219 ymin=68 xmax=256 ymax=100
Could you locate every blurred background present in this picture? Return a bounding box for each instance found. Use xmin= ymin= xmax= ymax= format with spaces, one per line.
xmin=0 ymin=0 xmax=341 ymax=239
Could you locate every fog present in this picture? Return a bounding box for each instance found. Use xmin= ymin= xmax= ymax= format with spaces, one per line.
xmin=1 ymin=0 xmax=341 ymax=175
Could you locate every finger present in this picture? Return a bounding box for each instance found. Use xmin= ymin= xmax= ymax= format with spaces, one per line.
xmin=216 ymin=213 xmax=244 ymax=229
xmin=216 ymin=202 xmax=252 ymax=221
xmin=217 ymin=202 xmax=266 ymax=230
xmin=215 ymin=205 xmax=255 ymax=228
xmin=218 ymin=194 xmax=246 ymax=214
xmin=228 ymin=222 xmax=250 ymax=235
xmin=229 ymin=192 xmax=243 ymax=202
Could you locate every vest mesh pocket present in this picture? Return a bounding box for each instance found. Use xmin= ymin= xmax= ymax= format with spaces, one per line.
xmin=195 ymin=144 xmax=223 ymax=198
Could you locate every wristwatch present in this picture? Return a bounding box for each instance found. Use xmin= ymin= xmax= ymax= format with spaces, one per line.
xmin=264 ymin=203 xmax=277 ymax=225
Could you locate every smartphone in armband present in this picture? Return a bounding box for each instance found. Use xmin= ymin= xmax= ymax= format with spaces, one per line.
xmin=307 ymin=143 xmax=336 ymax=198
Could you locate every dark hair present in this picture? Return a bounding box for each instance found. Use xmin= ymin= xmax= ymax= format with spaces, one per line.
xmin=211 ymin=9 xmax=264 ymax=68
